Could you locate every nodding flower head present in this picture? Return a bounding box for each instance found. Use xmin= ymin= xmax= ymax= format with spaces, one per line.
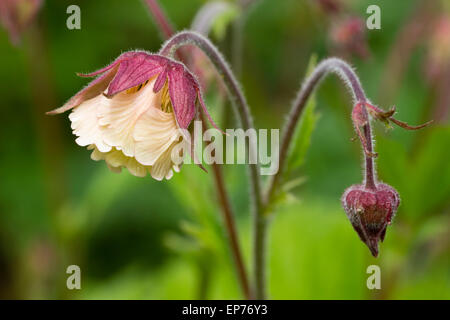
xmin=47 ymin=51 xmax=218 ymax=181
xmin=342 ymin=183 xmax=400 ymax=257
xmin=345 ymin=99 xmax=430 ymax=256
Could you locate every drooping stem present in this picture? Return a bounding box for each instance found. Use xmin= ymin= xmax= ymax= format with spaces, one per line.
xmin=159 ymin=32 xmax=261 ymax=197
xmin=265 ymin=57 xmax=376 ymax=206
xmin=144 ymin=3 xmax=252 ymax=299
xmin=160 ymin=31 xmax=265 ymax=299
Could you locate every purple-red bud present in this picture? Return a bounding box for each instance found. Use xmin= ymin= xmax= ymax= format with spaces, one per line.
xmin=342 ymin=183 xmax=400 ymax=257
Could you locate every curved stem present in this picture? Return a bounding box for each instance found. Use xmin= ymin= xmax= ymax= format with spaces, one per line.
xmin=266 ymin=57 xmax=376 ymax=206
xmin=144 ymin=4 xmax=253 ymax=299
xmin=160 ymin=31 xmax=265 ymax=299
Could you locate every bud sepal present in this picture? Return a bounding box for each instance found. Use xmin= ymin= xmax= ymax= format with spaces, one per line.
xmin=341 ymin=183 xmax=400 ymax=257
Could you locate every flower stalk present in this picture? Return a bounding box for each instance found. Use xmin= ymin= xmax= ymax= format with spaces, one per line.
xmin=45 ymin=0 xmax=434 ymax=299
xmin=145 ymin=2 xmax=253 ymax=299
xmin=266 ymin=57 xmax=431 ymax=257
xmin=266 ymin=57 xmax=432 ymax=201
xmin=266 ymin=58 xmax=375 ymax=205
xmin=160 ymin=31 xmax=265 ymax=299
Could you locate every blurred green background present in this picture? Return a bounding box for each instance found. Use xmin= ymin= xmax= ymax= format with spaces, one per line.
xmin=0 ymin=0 xmax=448 ymax=299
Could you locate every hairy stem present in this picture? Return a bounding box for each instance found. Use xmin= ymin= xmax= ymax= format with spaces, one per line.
xmin=211 ymin=156 xmax=253 ymax=299
xmin=265 ymin=57 xmax=376 ymax=207
xmin=144 ymin=3 xmax=252 ymax=299
xmin=160 ymin=31 xmax=265 ymax=299
xmin=363 ymin=124 xmax=376 ymax=190
xmin=199 ymin=111 xmax=252 ymax=299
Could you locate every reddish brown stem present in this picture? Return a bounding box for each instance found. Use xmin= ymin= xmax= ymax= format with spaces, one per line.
xmin=144 ymin=0 xmax=176 ymax=39
xmin=266 ymin=58 xmax=377 ymax=204
xmin=210 ymin=160 xmax=252 ymax=299
xmin=144 ymin=0 xmax=252 ymax=299
xmin=363 ymin=123 xmax=376 ymax=190
xmin=389 ymin=118 xmax=434 ymax=130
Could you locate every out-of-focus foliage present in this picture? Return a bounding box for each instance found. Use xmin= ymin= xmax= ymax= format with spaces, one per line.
xmin=284 ymin=55 xmax=320 ymax=183
xmin=0 ymin=0 xmax=448 ymax=299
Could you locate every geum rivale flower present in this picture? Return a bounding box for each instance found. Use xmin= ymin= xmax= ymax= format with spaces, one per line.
xmin=48 ymin=51 xmax=218 ymax=180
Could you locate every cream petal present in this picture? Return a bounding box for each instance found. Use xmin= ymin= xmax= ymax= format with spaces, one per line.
xmin=104 ymin=148 xmax=129 ymax=168
xmin=150 ymin=142 xmax=180 ymax=181
xmin=165 ymin=169 xmax=174 ymax=180
xmin=107 ymin=164 xmax=122 ymax=174
xmin=88 ymin=146 xmax=151 ymax=178
xmin=97 ymin=79 xmax=162 ymax=157
xmin=75 ymin=78 xmax=184 ymax=181
xmin=69 ymin=95 xmax=111 ymax=153
xmin=89 ymin=145 xmax=105 ymax=161
xmin=124 ymin=157 xmax=149 ymax=178
xmin=133 ymin=106 xmax=181 ymax=166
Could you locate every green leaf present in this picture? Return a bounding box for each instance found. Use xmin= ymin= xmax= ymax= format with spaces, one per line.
xmin=266 ymin=55 xmax=320 ymax=213
xmin=166 ymin=165 xmax=229 ymax=260
xmin=285 ymin=54 xmax=320 ymax=177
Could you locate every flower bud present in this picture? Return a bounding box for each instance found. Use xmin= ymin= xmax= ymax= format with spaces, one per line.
xmin=341 ymin=183 xmax=400 ymax=257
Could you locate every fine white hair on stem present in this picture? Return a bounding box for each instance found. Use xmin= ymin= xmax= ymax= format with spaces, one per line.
xmin=362 ymin=135 xmax=378 ymax=186
xmin=158 ymin=30 xmax=266 ymax=298
xmin=304 ymin=57 xmax=367 ymax=104
xmin=267 ymin=56 xmax=376 ymax=203
xmin=159 ymin=30 xmax=253 ymax=131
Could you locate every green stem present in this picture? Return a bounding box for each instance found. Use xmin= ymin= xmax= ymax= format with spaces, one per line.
xmin=144 ymin=3 xmax=253 ymax=299
xmin=265 ymin=57 xmax=375 ymax=208
xmin=160 ymin=31 xmax=266 ymax=299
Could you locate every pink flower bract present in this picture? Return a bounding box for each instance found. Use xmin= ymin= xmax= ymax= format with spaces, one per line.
xmin=48 ymin=51 xmax=217 ymax=130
